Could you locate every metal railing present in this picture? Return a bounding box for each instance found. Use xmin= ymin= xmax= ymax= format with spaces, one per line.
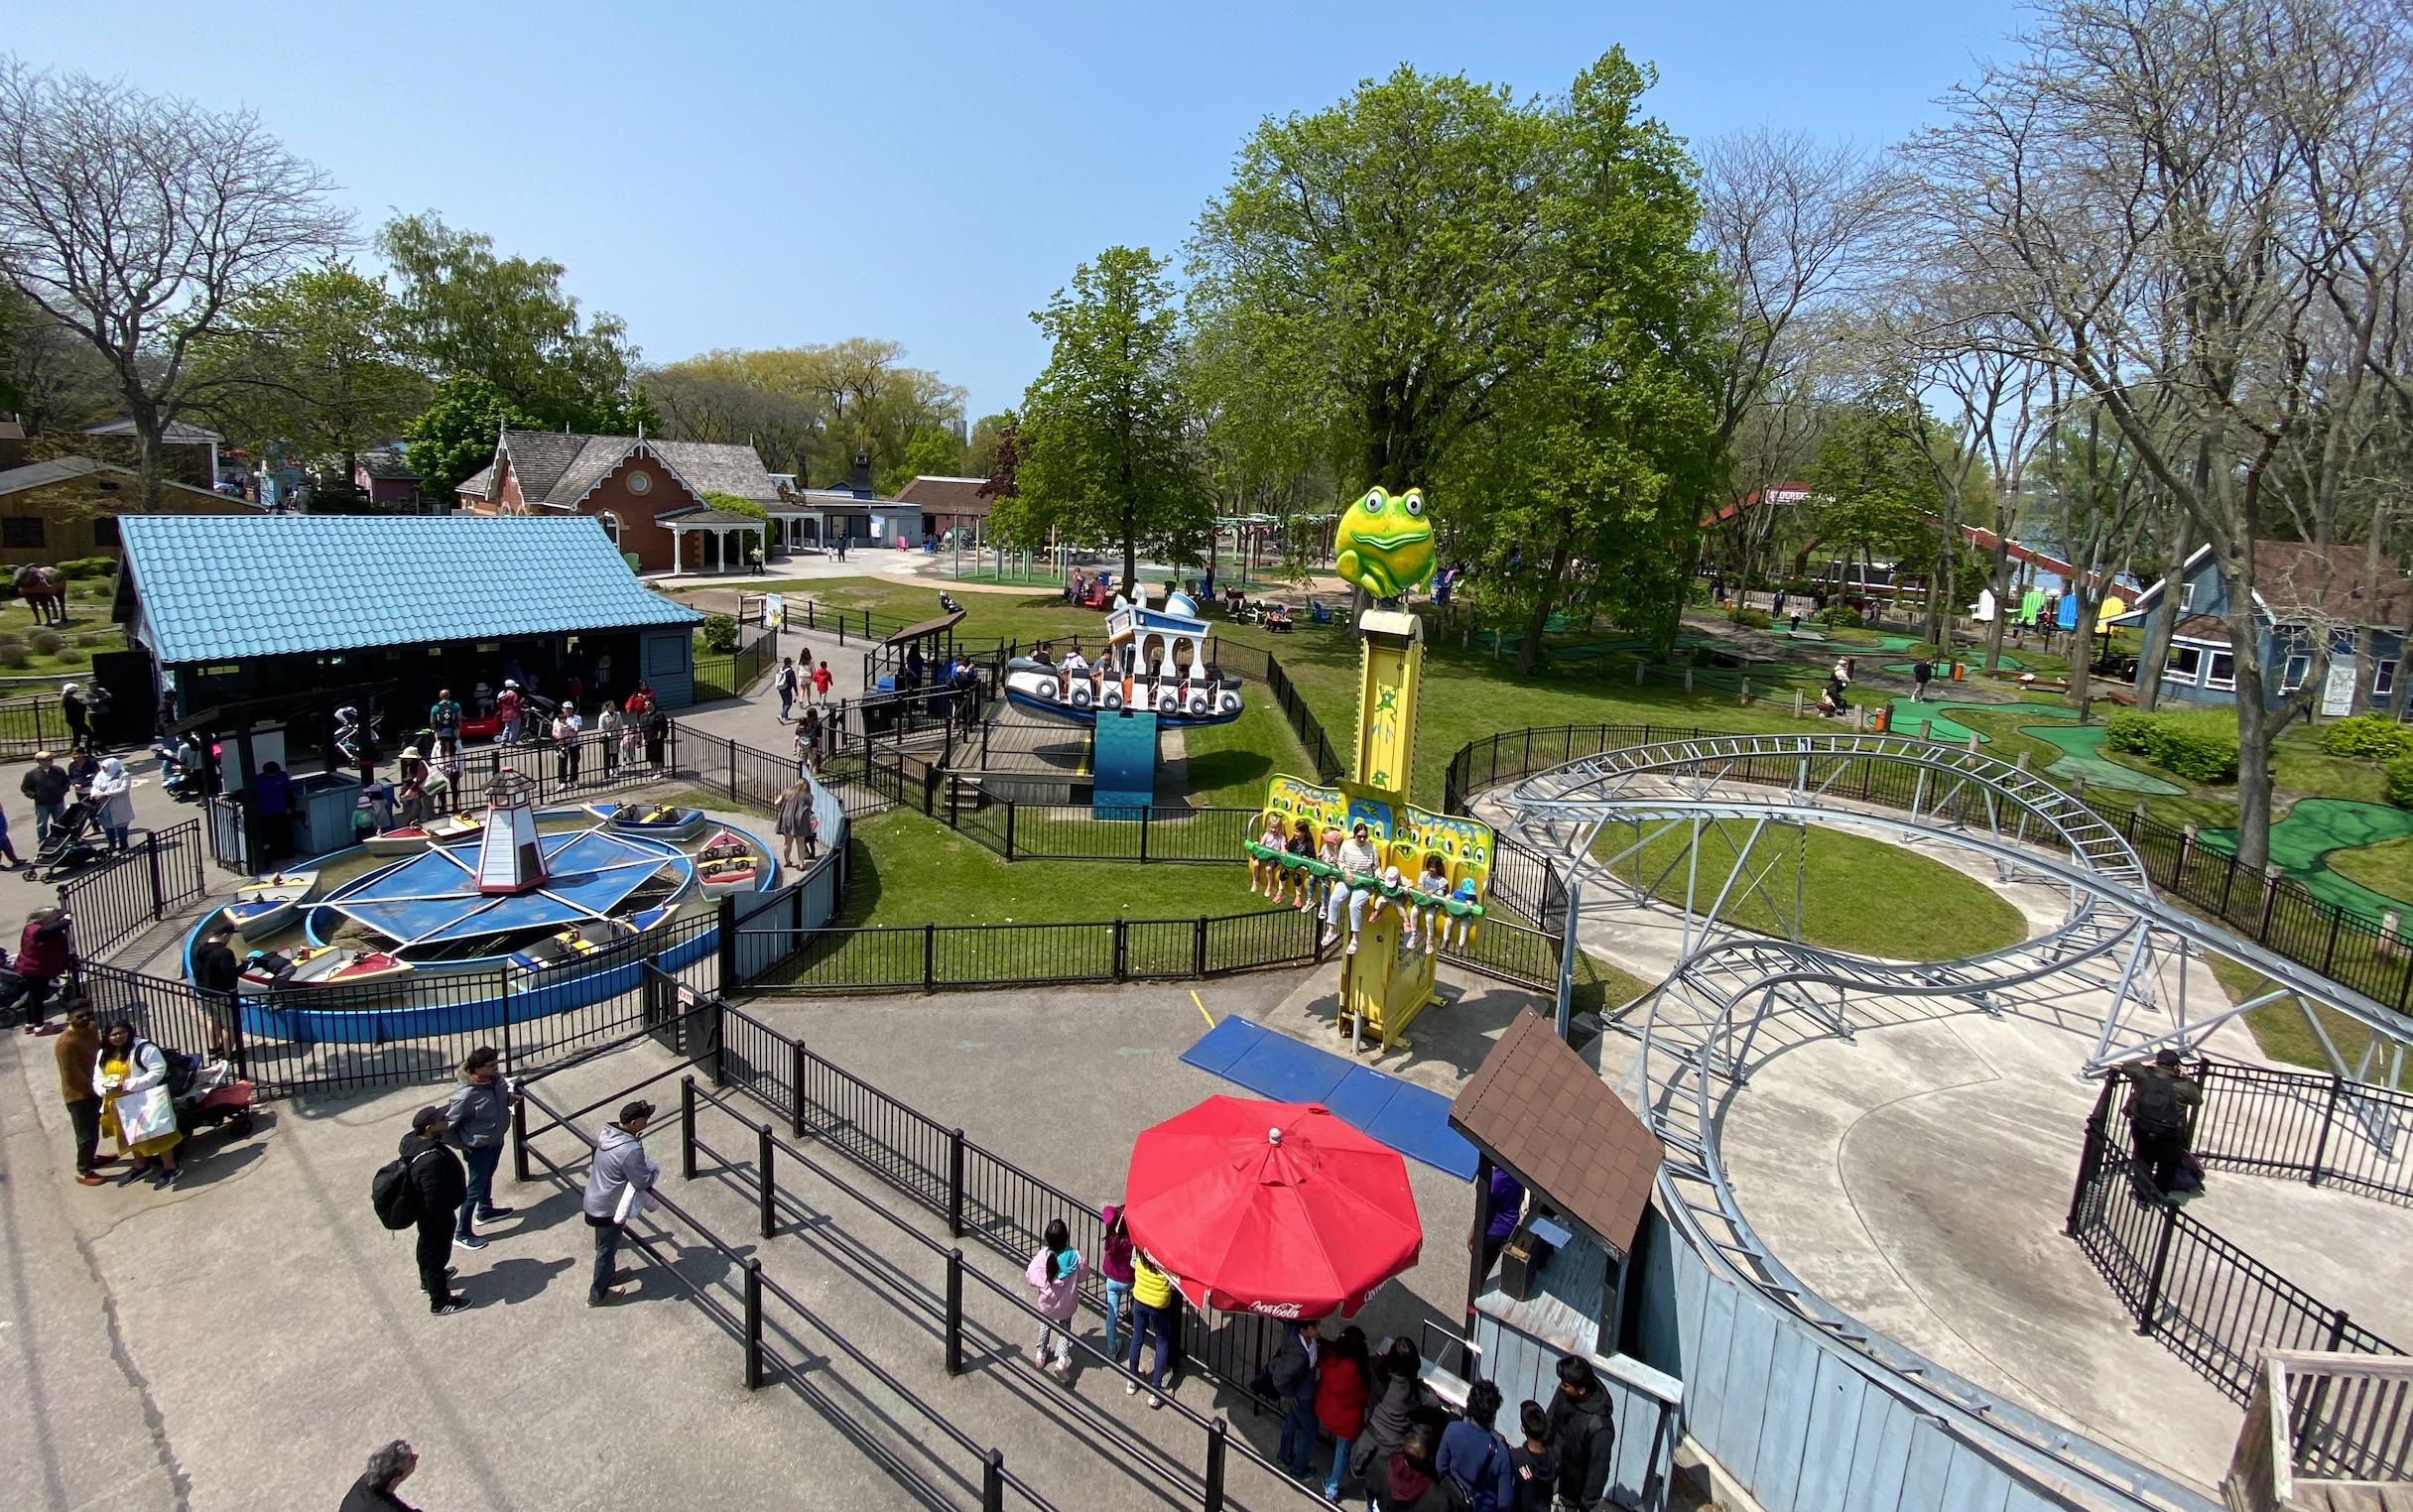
xmin=2066 ymin=1070 xmax=2406 ymax=1406
xmin=697 ymin=1000 xmax=1308 ymax=1437
xmin=2188 ymin=1059 xmax=2413 ymax=1207
xmin=54 ymin=818 xmax=206 ymax=958
xmin=0 ymin=693 xmax=71 ymax=758
xmin=72 ymin=910 xmax=723 ymax=1096
xmin=510 ymin=1025 xmax=1066 ymax=1512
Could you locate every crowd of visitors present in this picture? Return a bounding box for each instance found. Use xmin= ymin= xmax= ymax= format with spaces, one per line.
xmin=1025 ymin=1209 xmax=1622 ymax=1511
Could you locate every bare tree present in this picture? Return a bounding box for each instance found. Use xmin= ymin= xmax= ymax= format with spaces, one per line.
xmin=1902 ymin=0 xmax=2402 ymax=868
xmin=1696 ymin=129 xmax=1896 ymax=589
xmin=0 ymin=60 xmax=345 ymax=509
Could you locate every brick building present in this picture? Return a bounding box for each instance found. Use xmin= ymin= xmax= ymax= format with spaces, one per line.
xmin=457 ymin=431 xmax=781 ymax=572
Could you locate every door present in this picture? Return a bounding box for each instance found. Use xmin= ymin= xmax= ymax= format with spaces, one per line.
xmin=2322 ymin=658 xmax=2356 ymax=716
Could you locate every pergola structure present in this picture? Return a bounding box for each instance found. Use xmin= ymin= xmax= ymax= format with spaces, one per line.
xmin=659 ymin=507 xmax=763 ymax=574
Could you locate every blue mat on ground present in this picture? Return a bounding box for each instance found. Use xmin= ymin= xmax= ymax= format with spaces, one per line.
xmin=1179 ymin=1017 xmax=1477 ymax=1180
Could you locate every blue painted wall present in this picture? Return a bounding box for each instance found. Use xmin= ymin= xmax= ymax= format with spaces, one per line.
xmin=641 ymin=627 xmax=695 ymax=707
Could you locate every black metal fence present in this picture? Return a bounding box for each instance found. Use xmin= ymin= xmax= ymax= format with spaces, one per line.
xmin=2188 ymin=1059 xmax=2413 ymax=1207
xmin=2066 ymin=1068 xmax=2406 ymax=1406
xmin=744 ymin=908 xmax=1324 ymax=993
xmin=55 ymin=818 xmax=206 ymax=959
xmin=0 ymin=693 xmax=71 ymax=758
xmin=704 ymin=1000 xmax=1302 ymax=1432
xmin=512 ymin=1005 xmax=1319 ymax=1512
xmin=1204 ymin=639 xmax=1345 ymax=784
xmin=71 ymin=910 xmax=723 ymax=1096
xmin=694 ymin=620 xmax=777 ymax=703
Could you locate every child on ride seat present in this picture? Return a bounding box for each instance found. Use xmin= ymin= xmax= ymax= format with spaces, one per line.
xmin=1251 ymin=814 xmax=1287 ymax=898
xmin=1406 ymin=853 xmax=1451 ymax=952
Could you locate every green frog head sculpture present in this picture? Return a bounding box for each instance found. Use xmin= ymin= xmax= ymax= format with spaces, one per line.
xmin=1333 ymin=487 xmax=1436 ymax=600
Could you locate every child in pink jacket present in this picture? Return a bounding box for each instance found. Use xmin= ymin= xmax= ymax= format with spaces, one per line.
xmin=1025 ymin=1217 xmax=1085 ymax=1382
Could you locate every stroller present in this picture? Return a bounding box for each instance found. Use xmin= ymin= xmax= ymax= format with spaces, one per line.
xmin=37 ymin=800 xmax=104 ymax=879
xmin=170 ymin=1050 xmax=257 ymax=1140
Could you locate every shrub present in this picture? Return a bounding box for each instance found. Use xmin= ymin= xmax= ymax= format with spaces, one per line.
xmin=2388 ymin=754 xmax=2413 ymax=809
xmin=2105 ymin=707 xmax=2238 ymax=784
xmin=54 ymin=644 xmax=81 ymax=663
xmin=699 ymin=613 xmax=739 ymax=654
xmin=55 ymin=556 xmax=117 ymax=579
xmin=0 ymin=642 xmax=27 ymax=669
xmin=76 ymin=630 xmax=114 ymax=647
xmin=2319 ymin=711 xmax=2413 ymax=762
xmin=1728 ymin=607 xmax=1771 ymax=630
xmin=27 ymin=629 xmax=62 ymax=656
xmin=1817 ymin=606 xmax=1863 ymax=630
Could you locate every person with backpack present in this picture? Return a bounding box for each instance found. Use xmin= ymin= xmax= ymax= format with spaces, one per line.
xmin=1024 ymin=1217 xmax=1085 ymax=1383
xmin=1268 ymin=1315 xmax=1324 ymax=1476
xmin=582 ymin=1099 xmax=659 ymax=1306
xmin=1911 ymin=658 xmax=1935 ymax=703
xmin=1544 ymin=1356 xmax=1616 ymax=1512
xmin=383 ymin=1107 xmax=469 ymax=1315
xmin=1439 ymin=1380 xmax=1515 ymax=1512
xmin=775 ymin=657 xmax=800 ymax=720
xmin=1504 ymin=1401 xmax=1560 ymax=1512
xmin=444 ymin=1047 xmax=518 ymax=1250
xmin=1097 ymin=1203 xmax=1137 ymax=1362
xmin=2123 ymin=1048 xmax=2203 ymax=1200
xmin=94 ymin=1019 xmax=183 ymax=1189
xmin=1318 ymin=1325 xmax=1373 ymax=1501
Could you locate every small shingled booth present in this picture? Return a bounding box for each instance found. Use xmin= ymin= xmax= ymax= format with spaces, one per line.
xmin=1449 ymin=1011 xmax=1676 ymax=1434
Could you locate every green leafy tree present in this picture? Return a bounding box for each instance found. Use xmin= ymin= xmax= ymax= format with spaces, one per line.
xmin=890 ymin=426 xmax=965 ymax=489
xmin=403 ymin=375 xmax=539 ymax=499
xmin=1188 ymin=65 xmax=1553 ymax=495
xmin=1452 ymin=53 xmax=1725 ymax=673
xmin=189 ymin=261 xmax=430 ymax=484
xmin=1805 ymin=394 xmax=1940 ymax=599
xmin=1002 ymin=247 xmax=1206 ymax=586
xmin=378 ymin=212 xmax=647 ymax=433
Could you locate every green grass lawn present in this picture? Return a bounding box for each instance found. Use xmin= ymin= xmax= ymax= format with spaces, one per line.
xmin=1178 ymin=692 xmax=1313 ymax=807
xmin=1591 ymin=818 xmax=2028 ymax=961
xmin=2319 ymin=834 xmax=2413 ymax=907
xmin=837 ymin=808 xmax=1266 ymax=927
xmin=0 ymin=578 xmax=124 ymax=680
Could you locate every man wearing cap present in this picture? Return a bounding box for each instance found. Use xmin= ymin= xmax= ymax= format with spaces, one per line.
xmin=20 ymin=750 xmax=67 ymax=843
xmin=2121 ymin=1048 xmax=2203 ymax=1200
xmin=495 ymin=682 xmax=523 ymax=745
xmin=398 ymin=1106 xmax=470 ymax=1315
xmin=581 ymin=1100 xmax=659 ymax=1306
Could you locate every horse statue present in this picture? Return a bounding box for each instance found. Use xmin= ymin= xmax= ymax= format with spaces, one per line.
xmin=11 ymin=565 xmax=64 ymax=625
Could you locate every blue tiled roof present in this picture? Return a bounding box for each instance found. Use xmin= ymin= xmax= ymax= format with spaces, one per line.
xmin=118 ymin=514 xmax=701 ymax=665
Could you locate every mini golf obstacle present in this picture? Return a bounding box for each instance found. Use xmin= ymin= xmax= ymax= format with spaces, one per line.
xmin=189 ymin=776 xmax=773 ymax=1044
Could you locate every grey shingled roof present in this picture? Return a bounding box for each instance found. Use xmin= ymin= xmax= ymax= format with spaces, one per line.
xmin=357 ymin=449 xmax=418 ymax=480
xmin=456 ymin=462 xmax=496 ymax=498
xmin=492 ymin=431 xmax=779 ymax=509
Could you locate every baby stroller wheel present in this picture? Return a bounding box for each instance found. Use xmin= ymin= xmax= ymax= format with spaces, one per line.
xmin=226 ymin=1111 xmax=254 ymax=1139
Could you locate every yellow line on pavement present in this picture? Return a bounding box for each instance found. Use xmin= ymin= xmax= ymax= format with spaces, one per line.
xmin=1192 ymin=989 xmax=1214 ymax=1029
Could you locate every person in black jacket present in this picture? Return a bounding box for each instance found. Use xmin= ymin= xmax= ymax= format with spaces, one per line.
xmin=399 ymin=1108 xmax=468 ymax=1315
xmin=191 ymin=927 xmax=241 ymax=1058
xmin=1544 ymin=1356 xmax=1615 ymax=1511
xmin=338 ymin=1439 xmax=423 ymax=1511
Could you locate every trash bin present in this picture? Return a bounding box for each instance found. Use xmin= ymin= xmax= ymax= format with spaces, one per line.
xmin=289 ymin=771 xmax=362 ymax=856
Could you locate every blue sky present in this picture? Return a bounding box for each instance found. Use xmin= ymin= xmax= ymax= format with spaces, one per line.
xmin=16 ymin=1 xmax=2021 ymax=422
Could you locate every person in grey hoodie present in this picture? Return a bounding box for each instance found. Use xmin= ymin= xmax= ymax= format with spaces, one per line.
xmin=444 ymin=1046 xmax=518 ymax=1249
xmin=581 ymin=1099 xmax=658 ymax=1306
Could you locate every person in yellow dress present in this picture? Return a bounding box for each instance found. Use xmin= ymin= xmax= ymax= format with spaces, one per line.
xmin=95 ymin=1020 xmax=183 ymax=1191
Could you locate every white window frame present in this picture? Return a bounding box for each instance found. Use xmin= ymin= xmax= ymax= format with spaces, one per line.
xmin=2282 ymin=653 xmax=2312 ymax=693
xmin=2166 ymin=644 xmax=2206 ymax=685
xmin=2377 ymin=659 xmax=2398 ymax=697
xmin=2178 ymin=581 xmax=2197 ymax=612
xmin=2205 ymin=650 xmax=2236 ymax=691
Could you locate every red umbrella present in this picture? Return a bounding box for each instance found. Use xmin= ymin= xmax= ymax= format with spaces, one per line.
xmin=1121 ymin=1096 xmax=1422 ymax=1319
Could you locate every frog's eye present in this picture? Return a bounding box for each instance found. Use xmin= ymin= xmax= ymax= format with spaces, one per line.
xmin=1402 ymin=493 xmax=1424 ymax=517
xmin=1360 ymin=491 xmax=1385 ymax=515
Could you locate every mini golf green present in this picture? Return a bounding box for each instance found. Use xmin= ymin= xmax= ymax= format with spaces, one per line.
xmin=2199 ymin=799 xmax=2413 ymax=925
xmin=1883 ymin=653 xmax=2029 ymax=675
xmin=1877 ymin=698 xmax=2185 ymax=795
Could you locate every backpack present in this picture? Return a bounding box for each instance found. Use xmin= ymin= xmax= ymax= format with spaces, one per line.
xmin=371 ymin=1147 xmax=433 ymax=1230
xmin=2127 ymin=1070 xmax=2185 ymax=1137
xmin=162 ymin=1045 xmax=200 ymax=1098
xmin=1453 ymin=1431 xmax=1505 ymax=1512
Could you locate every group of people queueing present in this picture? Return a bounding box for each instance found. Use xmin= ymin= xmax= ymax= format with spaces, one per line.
xmin=1250 ymin=816 xmax=1482 ymax=957
xmin=1026 ymin=1203 xmax=1621 ymax=1511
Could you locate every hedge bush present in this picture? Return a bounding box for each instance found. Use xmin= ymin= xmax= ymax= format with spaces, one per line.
xmin=2105 ymin=706 xmax=2239 ymax=784
xmin=1817 ymin=606 xmax=1863 ymax=629
xmin=699 ymin=613 xmax=740 ymax=654
xmin=2319 ymin=711 xmax=2413 ymax=762
xmin=1728 ymin=607 xmax=1771 ymax=630
xmin=55 ymin=556 xmax=117 ymax=578
xmin=27 ymin=629 xmax=62 ymax=656
xmin=2387 ymin=755 xmax=2413 ymax=809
